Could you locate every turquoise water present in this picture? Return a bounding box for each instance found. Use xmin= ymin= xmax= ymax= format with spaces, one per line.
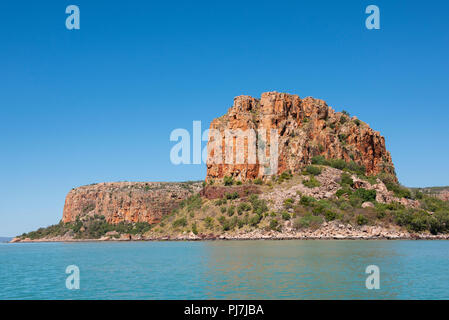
xmin=1 ymin=240 xmax=449 ymax=299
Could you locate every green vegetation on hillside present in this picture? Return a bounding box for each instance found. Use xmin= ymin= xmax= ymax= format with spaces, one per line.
xmin=20 ymin=215 xmax=153 ymax=240
xmin=18 ymin=162 xmax=449 ymax=240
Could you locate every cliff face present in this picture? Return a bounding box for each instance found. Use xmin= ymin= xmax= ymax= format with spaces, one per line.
xmin=206 ymin=92 xmax=395 ymax=182
xmin=62 ymin=182 xmax=202 ymax=224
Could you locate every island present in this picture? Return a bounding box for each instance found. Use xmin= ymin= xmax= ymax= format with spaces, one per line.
xmin=12 ymin=92 xmax=449 ymax=242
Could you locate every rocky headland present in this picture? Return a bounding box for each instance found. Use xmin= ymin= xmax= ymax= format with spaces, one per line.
xmin=11 ymin=92 xmax=449 ymax=242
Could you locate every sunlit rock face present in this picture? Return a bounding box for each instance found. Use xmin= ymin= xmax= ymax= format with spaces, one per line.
xmin=206 ymin=91 xmax=395 ymax=182
xmin=62 ymin=182 xmax=202 ymax=224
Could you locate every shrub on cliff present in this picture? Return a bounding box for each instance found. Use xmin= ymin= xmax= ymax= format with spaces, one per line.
xmin=249 ymin=214 xmax=262 ymax=226
xmin=281 ymin=211 xmax=291 ymax=220
xmin=249 ymin=195 xmax=268 ymax=215
xmin=72 ymin=218 xmax=83 ymax=233
xmin=356 ymin=214 xmax=368 ymax=225
xmin=293 ymin=214 xmax=323 ymax=230
xmin=217 ymin=215 xmax=234 ymax=231
xmin=340 ymin=172 xmax=354 ymax=187
xmin=269 ymin=219 xmax=280 ymax=231
xmin=131 ymin=222 xmax=152 ymax=235
xmin=299 ymin=195 xmax=316 ymax=206
xmin=227 ymin=205 xmax=235 ymax=217
xmin=329 ymin=159 xmax=346 ymax=170
xmin=215 ymin=198 xmax=226 ymax=206
xmin=353 ymin=188 xmax=377 ymax=203
xmin=312 ymin=200 xmax=334 ymax=215
xmin=225 ymin=192 xmax=239 ymax=200
xmin=283 ymin=198 xmax=294 ymax=209
xmin=324 ymin=210 xmax=338 ymax=222
xmin=223 ymin=176 xmax=234 ymax=186
xmin=335 ymin=185 xmax=352 ymax=198
xmin=305 ymin=165 xmax=322 ymax=176
xmin=172 ymin=217 xmax=188 ymax=228
xmin=278 ymin=170 xmax=293 ymax=183
xmin=237 ymin=202 xmax=251 ymax=215
xmin=204 ymin=217 xmax=214 ymax=229
xmin=311 ymin=155 xmax=330 ymax=166
xmin=338 ymin=134 xmax=348 ymax=144
xmin=217 ymin=215 xmax=226 ymax=225
xmin=346 ymin=161 xmax=366 ymax=176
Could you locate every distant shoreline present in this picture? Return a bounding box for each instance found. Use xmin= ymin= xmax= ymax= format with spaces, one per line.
xmin=10 ymin=230 xmax=449 ymax=243
xmin=12 ymin=217 xmax=449 ymax=243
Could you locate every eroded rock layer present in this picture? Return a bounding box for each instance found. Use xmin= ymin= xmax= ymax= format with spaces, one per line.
xmin=62 ymin=182 xmax=202 ymax=224
xmin=206 ymin=91 xmax=395 ymax=182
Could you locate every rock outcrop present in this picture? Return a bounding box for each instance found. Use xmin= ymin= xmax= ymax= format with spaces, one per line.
xmin=62 ymin=182 xmax=202 ymax=224
xmin=206 ymin=92 xmax=395 ymax=182
xmin=259 ymin=166 xmax=419 ymax=212
xmin=438 ymin=190 xmax=449 ymax=201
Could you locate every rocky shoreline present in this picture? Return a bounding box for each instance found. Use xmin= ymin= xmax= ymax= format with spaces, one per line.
xmin=10 ymin=222 xmax=449 ymax=243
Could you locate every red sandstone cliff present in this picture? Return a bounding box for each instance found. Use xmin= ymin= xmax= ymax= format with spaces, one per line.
xmin=62 ymin=92 xmax=396 ymax=225
xmin=206 ymin=92 xmax=395 ymax=182
xmin=62 ymin=182 xmax=202 ymax=224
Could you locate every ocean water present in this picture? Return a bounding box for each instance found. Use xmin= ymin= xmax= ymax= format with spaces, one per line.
xmin=1 ymin=240 xmax=448 ymax=300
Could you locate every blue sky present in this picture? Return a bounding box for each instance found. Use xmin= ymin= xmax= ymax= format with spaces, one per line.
xmin=1 ymin=0 xmax=448 ymax=236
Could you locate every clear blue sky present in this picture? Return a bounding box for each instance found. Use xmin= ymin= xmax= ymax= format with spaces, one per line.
xmin=1 ymin=0 xmax=448 ymax=236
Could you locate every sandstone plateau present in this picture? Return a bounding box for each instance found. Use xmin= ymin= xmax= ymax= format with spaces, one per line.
xmin=206 ymin=91 xmax=395 ymax=183
xmin=62 ymin=182 xmax=202 ymax=224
